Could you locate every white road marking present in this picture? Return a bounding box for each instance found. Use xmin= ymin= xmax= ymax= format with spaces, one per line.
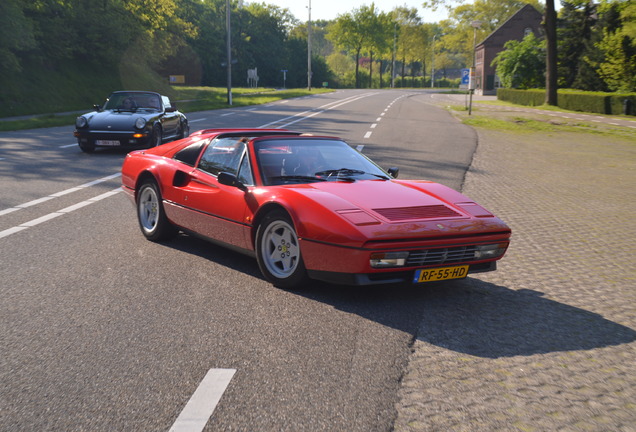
xmin=370 ymin=123 xmax=377 ymax=128
xmin=258 ymin=92 xmax=378 ymax=129
xmin=189 ymin=118 xmax=206 ymax=123
xmin=169 ymin=368 xmax=236 ymax=432
xmin=0 ymin=173 xmax=120 ymax=217
xmin=60 ymin=143 xmax=77 ymax=148
xmin=364 ymin=131 xmax=372 ymax=139
xmin=0 ymin=188 xmax=122 ymax=239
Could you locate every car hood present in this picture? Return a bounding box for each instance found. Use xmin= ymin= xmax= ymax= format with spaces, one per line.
xmin=86 ymin=110 xmax=152 ymax=130
xmin=274 ymin=179 xmax=510 ymax=243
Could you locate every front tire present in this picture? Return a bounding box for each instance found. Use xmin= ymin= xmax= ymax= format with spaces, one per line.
xmin=177 ymin=121 xmax=190 ymax=140
xmin=151 ymin=124 xmax=162 ymax=147
xmin=78 ymin=140 xmax=95 ymax=153
xmin=137 ymin=180 xmax=178 ymax=241
xmin=256 ymin=210 xmax=308 ymax=289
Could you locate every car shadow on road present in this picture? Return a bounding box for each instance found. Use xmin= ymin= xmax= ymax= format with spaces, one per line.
xmin=160 ymin=233 xmax=635 ymax=359
xmin=295 ymin=277 xmax=636 ymax=359
xmin=412 ymin=278 xmax=636 ymax=358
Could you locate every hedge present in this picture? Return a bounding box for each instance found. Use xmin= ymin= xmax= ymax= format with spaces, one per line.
xmin=496 ymin=88 xmax=636 ymax=116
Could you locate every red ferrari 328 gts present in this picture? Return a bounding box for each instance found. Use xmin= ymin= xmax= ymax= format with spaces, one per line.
xmin=121 ymin=128 xmax=511 ymax=289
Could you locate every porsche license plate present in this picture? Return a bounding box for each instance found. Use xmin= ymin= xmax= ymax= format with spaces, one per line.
xmin=96 ymin=140 xmax=120 ymax=146
xmin=413 ymin=265 xmax=469 ymax=283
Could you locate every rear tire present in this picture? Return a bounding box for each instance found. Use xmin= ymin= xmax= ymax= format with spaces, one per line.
xmin=255 ymin=210 xmax=309 ymax=289
xmin=137 ymin=180 xmax=178 ymax=241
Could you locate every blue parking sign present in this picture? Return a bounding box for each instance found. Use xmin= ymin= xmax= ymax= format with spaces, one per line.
xmin=461 ymin=68 xmax=470 ymax=85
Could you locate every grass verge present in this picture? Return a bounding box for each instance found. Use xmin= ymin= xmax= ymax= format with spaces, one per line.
xmin=450 ymin=106 xmax=636 ymax=141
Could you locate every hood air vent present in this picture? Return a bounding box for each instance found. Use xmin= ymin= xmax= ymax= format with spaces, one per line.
xmin=373 ymin=205 xmax=462 ymax=221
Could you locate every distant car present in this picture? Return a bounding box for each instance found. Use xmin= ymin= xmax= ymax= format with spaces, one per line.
xmin=74 ymin=91 xmax=189 ymax=153
xmin=121 ymin=128 xmax=511 ymax=289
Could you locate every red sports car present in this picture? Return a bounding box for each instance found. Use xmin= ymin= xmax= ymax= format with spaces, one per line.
xmin=121 ymin=128 xmax=511 ymax=288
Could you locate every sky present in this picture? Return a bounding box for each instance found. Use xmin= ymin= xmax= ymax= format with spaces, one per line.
xmin=248 ymin=0 xmax=449 ymax=23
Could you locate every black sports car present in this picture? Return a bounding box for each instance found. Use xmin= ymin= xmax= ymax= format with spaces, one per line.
xmin=74 ymin=91 xmax=189 ymax=153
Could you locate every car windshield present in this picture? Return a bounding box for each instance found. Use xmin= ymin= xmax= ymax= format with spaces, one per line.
xmin=103 ymin=92 xmax=162 ymax=112
xmin=255 ymin=138 xmax=390 ymax=185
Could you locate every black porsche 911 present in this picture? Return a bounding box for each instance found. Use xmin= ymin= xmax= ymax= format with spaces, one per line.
xmin=74 ymin=91 xmax=189 ymax=153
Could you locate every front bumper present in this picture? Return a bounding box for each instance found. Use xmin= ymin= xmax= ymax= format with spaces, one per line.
xmin=308 ymin=261 xmax=497 ymax=286
xmin=74 ymin=130 xmax=151 ymax=148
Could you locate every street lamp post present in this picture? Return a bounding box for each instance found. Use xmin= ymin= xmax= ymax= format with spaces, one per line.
xmin=226 ymin=0 xmax=232 ymax=105
xmin=307 ymin=0 xmax=312 ymax=91
xmin=391 ymin=22 xmax=396 ymax=88
xmin=431 ymin=33 xmax=444 ymax=89
xmin=468 ymin=20 xmax=482 ymax=115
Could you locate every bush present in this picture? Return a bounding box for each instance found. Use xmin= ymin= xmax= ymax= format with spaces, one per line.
xmin=496 ymin=88 xmax=636 ymax=116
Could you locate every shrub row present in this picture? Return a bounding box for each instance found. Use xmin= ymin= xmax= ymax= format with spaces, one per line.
xmin=496 ymin=88 xmax=636 ymax=116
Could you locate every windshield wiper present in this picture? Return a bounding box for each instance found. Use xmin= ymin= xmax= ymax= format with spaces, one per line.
xmin=315 ymin=168 xmax=389 ymax=180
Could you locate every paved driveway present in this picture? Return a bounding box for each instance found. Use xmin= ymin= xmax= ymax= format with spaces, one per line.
xmin=394 ymin=109 xmax=636 ymax=431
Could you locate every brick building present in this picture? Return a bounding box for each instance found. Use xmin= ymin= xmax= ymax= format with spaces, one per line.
xmin=474 ymin=4 xmax=543 ymax=95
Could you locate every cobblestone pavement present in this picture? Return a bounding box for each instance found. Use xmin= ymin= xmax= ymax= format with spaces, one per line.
xmin=393 ymin=105 xmax=636 ymax=431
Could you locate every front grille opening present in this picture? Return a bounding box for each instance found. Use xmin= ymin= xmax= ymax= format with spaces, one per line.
xmin=406 ymin=245 xmax=478 ymax=266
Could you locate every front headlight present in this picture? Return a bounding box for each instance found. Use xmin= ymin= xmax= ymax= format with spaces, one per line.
xmin=135 ymin=118 xmax=147 ymax=129
xmin=75 ymin=116 xmax=87 ymax=128
xmin=370 ymin=251 xmax=409 ymax=268
xmin=474 ymin=243 xmax=508 ymax=259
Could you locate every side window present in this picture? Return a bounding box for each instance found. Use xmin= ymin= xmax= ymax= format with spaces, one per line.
xmin=161 ymin=96 xmax=171 ymax=109
xmin=198 ymin=138 xmax=246 ymax=176
xmin=173 ymin=141 xmax=206 ymax=166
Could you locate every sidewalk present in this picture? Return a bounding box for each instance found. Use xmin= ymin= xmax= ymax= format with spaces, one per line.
xmin=393 ymin=113 xmax=636 ymax=430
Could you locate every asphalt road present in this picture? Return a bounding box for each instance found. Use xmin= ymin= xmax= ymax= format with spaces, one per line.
xmin=1 ymin=89 xmax=478 ymax=431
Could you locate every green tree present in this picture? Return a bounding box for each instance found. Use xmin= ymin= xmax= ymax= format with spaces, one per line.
xmin=235 ymin=3 xmax=291 ymax=86
xmin=327 ymin=10 xmax=367 ymax=88
xmin=393 ymin=7 xmax=423 ymax=85
xmin=595 ymin=0 xmax=636 ymax=91
xmin=492 ymin=32 xmax=545 ymax=88
xmin=558 ymin=0 xmax=606 ymax=91
xmin=0 ymin=0 xmax=36 ymax=74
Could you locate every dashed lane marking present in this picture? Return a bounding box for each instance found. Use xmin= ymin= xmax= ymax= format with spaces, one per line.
xmin=169 ymin=369 xmax=236 ymax=432
xmin=0 ymin=188 xmax=122 ymax=239
xmin=0 ymin=173 xmax=121 ymax=217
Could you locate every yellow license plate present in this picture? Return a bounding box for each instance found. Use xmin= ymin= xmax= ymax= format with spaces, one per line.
xmin=413 ymin=265 xmax=469 ymax=283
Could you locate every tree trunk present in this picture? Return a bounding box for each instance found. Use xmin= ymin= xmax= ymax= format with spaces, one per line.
xmin=369 ymin=51 xmax=374 ymax=88
xmin=544 ymin=0 xmax=558 ymax=105
xmin=355 ymin=48 xmax=361 ymax=88
xmin=379 ymin=60 xmax=384 ymax=89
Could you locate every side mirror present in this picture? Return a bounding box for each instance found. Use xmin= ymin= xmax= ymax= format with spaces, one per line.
xmin=93 ymin=104 xmax=101 ymax=111
xmin=387 ymin=167 xmax=399 ymax=179
xmin=165 ymin=106 xmax=177 ymax=113
xmin=218 ymin=172 xmax=248 ymax=192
